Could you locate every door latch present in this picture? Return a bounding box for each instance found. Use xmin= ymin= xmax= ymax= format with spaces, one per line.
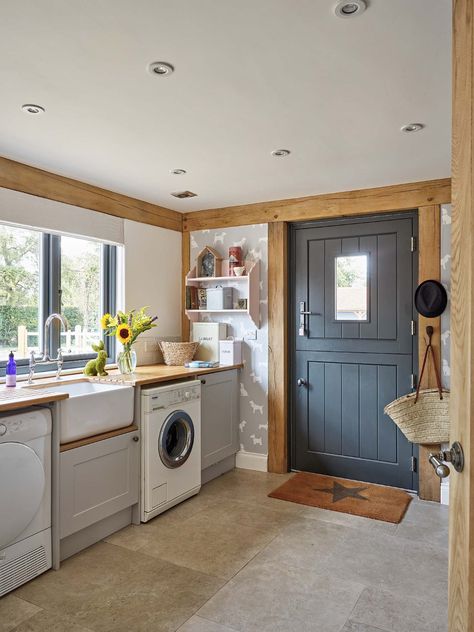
xmin=298 ymin=302 xmax=321 ymax=336
xmin=429 ymin=442 xmax=464 ymax=478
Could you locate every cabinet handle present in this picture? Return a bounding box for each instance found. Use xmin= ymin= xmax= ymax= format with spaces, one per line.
xmin=132 ymin=436 xmax=139 ymax=442
xmin=200 ymin=379 xmax=206 ymax=385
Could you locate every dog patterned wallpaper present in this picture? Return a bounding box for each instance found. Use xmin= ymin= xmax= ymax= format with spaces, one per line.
xmin=190 ymin=225 xmax=269 ymax=456
xmin=440 ymin=204 xmax=451 ymax=390
xmin=440 ymin=204 xmax=451 ymax=504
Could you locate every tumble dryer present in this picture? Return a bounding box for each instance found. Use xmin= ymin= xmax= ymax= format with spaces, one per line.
xmin=0 ymin=408 xmax=52 ymax=596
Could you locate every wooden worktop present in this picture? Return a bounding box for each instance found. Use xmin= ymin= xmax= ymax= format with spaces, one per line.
xmin=0 ymin=385 xmax=68 ymax=413
xmin=90 ymin=363 xmax=243 ymax=386
xmin=0 ymin=363 xmax=241 ymax=413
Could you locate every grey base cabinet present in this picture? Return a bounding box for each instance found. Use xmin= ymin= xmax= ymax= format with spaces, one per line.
xmin=59 ymin=430 xmax=139 ymax=539
xmin=199 ymin=369 xmax=239 ymax=470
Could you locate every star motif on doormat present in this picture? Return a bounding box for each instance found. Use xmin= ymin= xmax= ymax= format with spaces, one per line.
xmin=313 ymin=481 xmax=369 ymax=503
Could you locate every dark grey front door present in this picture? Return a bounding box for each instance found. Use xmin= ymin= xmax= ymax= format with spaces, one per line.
xmin=291 ymin=214 xmax=418 ymax=490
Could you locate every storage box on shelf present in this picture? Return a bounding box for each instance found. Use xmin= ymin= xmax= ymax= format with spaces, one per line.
xmin=185 ymin=259 xmax=260 ymax=328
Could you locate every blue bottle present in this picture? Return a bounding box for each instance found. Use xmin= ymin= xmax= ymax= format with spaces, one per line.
xmin=6 ymin=351 xmax=16 ymax=387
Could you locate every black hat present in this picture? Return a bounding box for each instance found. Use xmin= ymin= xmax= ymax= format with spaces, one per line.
xmin=414 ymin=280 xmax=448 ymax=318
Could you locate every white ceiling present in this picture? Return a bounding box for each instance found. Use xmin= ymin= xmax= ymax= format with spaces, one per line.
xmin=0 ymin=1 xmax=451 ymax=212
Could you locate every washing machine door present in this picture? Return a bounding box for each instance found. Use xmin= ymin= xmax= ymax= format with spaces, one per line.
xmin=158 ymin=410 xmax=195 ymax=469
xmin=0 ymin=443 xmax=45 ymax=549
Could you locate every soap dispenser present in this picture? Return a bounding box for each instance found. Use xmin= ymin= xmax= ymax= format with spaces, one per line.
xmin=6 ymin=351 xmax=17 ymax=387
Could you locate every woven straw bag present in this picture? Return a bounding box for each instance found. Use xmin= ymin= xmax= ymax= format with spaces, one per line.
xmin=384 ymin=327 xmax=450 ymax=444
xmin=159 ymin=341 xmax=199 ymax=366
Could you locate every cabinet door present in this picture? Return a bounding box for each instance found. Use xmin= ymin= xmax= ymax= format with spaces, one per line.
xmin=199 ymin=370 xmax=239 ymax=470
xmin=60 ymin=431 xmax=139 ymax=538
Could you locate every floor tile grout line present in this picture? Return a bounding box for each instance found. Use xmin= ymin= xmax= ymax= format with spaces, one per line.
xmin=104 ymin=539 xmax=230 ymax=585
xmin=7 ymin=600 xmax=96 ymax=632
xmin=176 ymin=613 xmax=241 ymax=632
xmin=3 ymin=598 xmax=43 ymax=632
xmin=175 ymin=531 xmax=283 ymax=632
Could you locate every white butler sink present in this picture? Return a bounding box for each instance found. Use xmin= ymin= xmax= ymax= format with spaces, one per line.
xmin=26 ymin=380 xmax=134 ymax=444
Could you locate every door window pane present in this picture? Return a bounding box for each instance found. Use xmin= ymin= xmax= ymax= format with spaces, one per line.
xmin=335 ymin=254 xmax=368 ymax=321
xmin=60 ymin=236 xmax=102 ymax=354
xmin=0 ymin=225 xmax=41 ymax=360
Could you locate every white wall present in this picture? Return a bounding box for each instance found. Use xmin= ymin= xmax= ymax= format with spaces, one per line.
xmin=123 ymin=220 xmax=182 ymax=363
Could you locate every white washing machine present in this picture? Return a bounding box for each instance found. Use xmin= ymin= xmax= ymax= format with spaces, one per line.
xmin=0 ymin=408 xmax=52 ymax=596
xmin=141 ymin=380 xmax=201 ymax=522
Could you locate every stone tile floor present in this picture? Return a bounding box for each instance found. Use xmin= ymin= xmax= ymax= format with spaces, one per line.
xmin=1 ymin=469 xmax=449 ymax=632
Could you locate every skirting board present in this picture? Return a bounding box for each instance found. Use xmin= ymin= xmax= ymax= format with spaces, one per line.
xmin=440 ymin=479 xmax=450 ymax=506
xmin=202 ymin=454 xmax=236 ymax=484
xmin=60 ymin=506 xmax=133 ymax=562
xmin=235 ymin=450 xmax=268 ymax=472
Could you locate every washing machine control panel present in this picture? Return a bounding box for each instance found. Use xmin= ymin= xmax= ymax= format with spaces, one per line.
xmin=149 ymin=384 xmax=201 ymax=410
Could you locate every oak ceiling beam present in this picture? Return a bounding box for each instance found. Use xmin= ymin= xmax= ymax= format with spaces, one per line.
xmin=0 ymin=156 xmax=183 ymax=232
xmin=183 ymin=178 xmax=452 ymax=231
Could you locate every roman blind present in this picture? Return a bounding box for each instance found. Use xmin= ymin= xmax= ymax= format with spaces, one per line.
xmin=0 ymin=187 xmax=124 ymax=244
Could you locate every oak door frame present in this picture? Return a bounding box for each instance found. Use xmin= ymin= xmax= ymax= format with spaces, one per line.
xmin=268 ymin=205 xmax=442 ymax=501
xmin=448 ymin=1 xmax=474 ymax=629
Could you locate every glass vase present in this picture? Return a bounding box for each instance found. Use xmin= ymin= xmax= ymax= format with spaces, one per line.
xmin=117 ymin=347 xmax=137 ymax=375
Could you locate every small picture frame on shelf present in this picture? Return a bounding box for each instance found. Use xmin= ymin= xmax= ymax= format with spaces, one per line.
xmin=198 ymin=288 xmax=207 ymax=310
xmin=197 ymin=246 xmax=223 ymax=277
xmin=238 ymin=298 xmax=248 ymax=309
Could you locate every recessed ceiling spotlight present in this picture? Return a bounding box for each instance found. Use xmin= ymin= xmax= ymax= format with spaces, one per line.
xmin=171 ymin=190 xmax=197 ymax=199
xmin=170 ymin=169 xmax=187 ymax=175
xmin=334 ymin=0 xmax=366 ymax=18
xmin=271 ymin=149 xmax=291 ymax=157
xmin=401 ymin=123 xmax=425 ymax=133
xmin=21 ymin=104 xmax=45 ymax=115
xmin=148 ymin=61 xmax=174 ymax=76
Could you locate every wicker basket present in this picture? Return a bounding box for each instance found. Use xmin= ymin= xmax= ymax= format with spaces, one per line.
xmin=384 ymin=326 xmax=450 ymax=444
xmin=159 ymin=341 xmax=199 ymax=366
xmin=384 ymin=388 xmax=450 ymax=444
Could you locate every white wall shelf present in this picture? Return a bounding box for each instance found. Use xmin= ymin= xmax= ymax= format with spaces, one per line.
xmin=185 ymin=259 xmax=260 ymax=328
xmin=186 ymin=309 xmax=248 ymax=313
xmin=187 ymin=275 xmax=248 ymax=283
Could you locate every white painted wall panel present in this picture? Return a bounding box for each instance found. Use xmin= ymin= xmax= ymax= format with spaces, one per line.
xmin=123 ymin=220 xmax=181 ymax=339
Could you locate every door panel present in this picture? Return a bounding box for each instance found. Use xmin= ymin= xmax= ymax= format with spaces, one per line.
xmin=291 ymin=215 xmax=418 ymax=490
xmin=295 ymin=218 xmax=413 ymax=354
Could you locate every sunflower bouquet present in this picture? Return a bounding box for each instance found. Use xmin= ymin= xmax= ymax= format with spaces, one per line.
xmin=101 ymin=307 xmax=157 ymax=374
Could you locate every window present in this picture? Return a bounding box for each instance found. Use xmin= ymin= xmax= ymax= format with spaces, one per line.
xmin=0 ymin=223 xmax=117 ymax=373
xmin=0 ymin=225 xmax=41 ymax=362
xmin=335 ymin=254 xmax=368 ymax=321
xmin=60 ymin=236 xmax=102 ymax=354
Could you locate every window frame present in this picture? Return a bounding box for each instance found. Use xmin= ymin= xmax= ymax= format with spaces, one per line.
xmin=0 ymin=226 xmax=117 ymax=375
xmin=333 ymin=251 xmax=370 ymax=323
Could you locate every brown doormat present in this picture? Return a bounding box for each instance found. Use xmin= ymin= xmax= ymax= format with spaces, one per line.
xmin=268 ymin=472 xmax=412 ymax=523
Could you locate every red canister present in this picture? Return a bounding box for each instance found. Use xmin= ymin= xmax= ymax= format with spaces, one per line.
xmin=228 ymin=246 xmax=243 ymax=276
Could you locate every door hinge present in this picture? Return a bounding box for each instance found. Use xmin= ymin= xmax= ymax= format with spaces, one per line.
xmin=410 ymin=456 xmax=417 ymax=472
xmin=410 ymin=236 xmax=417 ymax=252
xmin=410 ymin=373 xmax=417 ymax=390
xmin=411 ymin=320 xmax=416 ymax=336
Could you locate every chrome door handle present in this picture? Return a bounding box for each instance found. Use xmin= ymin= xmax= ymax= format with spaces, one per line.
xmin=428 ymin=454 xmax=450 ymax=478
xmin=299 ymin=302 xmax=321 ymax=336
xmin=429 ymin=441 xmax=464 ymax=478
xmin=297 ymin=378 xmax=307 ymax=387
